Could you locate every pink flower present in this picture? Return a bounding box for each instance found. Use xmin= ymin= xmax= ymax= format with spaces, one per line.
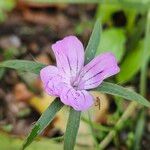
xmin=40 ymin=36 xmax=120 ymax=111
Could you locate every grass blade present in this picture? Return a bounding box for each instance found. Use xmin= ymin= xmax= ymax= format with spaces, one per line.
xmin=0 ymin=60 xmax=46 ymax=74
xmin=22 ymin=98 xmax=64 ymax=150
xmin=95 ymin=81 xmax=150 ymax=108
xmin=64 ymin=108 xmax=81 ymax=150
xmin=85 ymin=18 xmax=102 ymax=64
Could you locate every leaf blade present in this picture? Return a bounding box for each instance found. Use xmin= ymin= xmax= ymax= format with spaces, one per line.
xmin=0 ymin=60 xmax=46 ymax=74
xmin=64 ymin=108 xmax=81 ymax=150
xmin=85 ymin=18 xmax=102 ymax=64
xmin=96 ymin=81 xmax=150 ymax=107
xmin=22 ymin=98 xmax=64 ymax=150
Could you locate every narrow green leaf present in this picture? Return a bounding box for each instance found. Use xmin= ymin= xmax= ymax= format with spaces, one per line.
xmin=0 ymin=60 xmax=46 ymax=74
xmin=96 ymin=28 xmax=126 ymax=62
xmin=133 ymin=110 xmax=145 ymax=150
xmin=95 ymin=81 xmax=150 ymax=107
xmin=64 ymin=108 xmax=81 ymax=150
xmin=22 ymin=98 xmax=64 ymax=150
xmin=85 ymin=18 xmax=102 ymax=64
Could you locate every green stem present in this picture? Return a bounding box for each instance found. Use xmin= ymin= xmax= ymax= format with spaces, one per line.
xmin=133 ymin=110 xmax=145 ymax=150
xmin=87 ymin=111 xmax=99 ymax=149
xmin=99 ymin=102 xmax=138 ymax=149
xmin=64 ymin=108 xmax=81 ymax=150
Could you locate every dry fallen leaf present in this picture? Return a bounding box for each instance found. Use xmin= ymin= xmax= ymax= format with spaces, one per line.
xmin=36 ymin=53 xmax=52 ymax=65
xmin=29 ymin=93 xmax=55 ymax=113
xmin=90 ymin=91 xmax=109 ymax=123
xmin=23 ymin=10 xmax=71 ymax=31
xmin=18 ymin=0 xmax=67 ymax=9
xmin=13 ymin=83 xmax=33 ymax=102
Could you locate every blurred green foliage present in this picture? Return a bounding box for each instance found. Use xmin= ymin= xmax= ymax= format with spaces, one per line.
xmin=117 ymin=41 xmax=144 ymax=83
xmin=96 ymin=28 xmax=126 ymax=62
xmin=0 ymin=0 xmax=16 ymax=22
xmin=0 ymin=133 xmax=63 ymax=150
xmin=95 ymin=2 xmax=150 ymax=84
xmin=0 ymin=132 xmax=91 ymax=150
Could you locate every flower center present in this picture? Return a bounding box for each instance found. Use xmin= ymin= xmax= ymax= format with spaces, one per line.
xmin=70 ymin=76 xmax=80 ymax=90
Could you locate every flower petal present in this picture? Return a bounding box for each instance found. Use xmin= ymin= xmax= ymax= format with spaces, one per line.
xmin=78 ymin=52 xmax=120 ymax=90
xmin=40 ymin=65 xmax=68 ymax=96
xmin=52 ymin=36 xmax=84 ymax=79
xmin=60 ymin=85 xmax=94 ymax=111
